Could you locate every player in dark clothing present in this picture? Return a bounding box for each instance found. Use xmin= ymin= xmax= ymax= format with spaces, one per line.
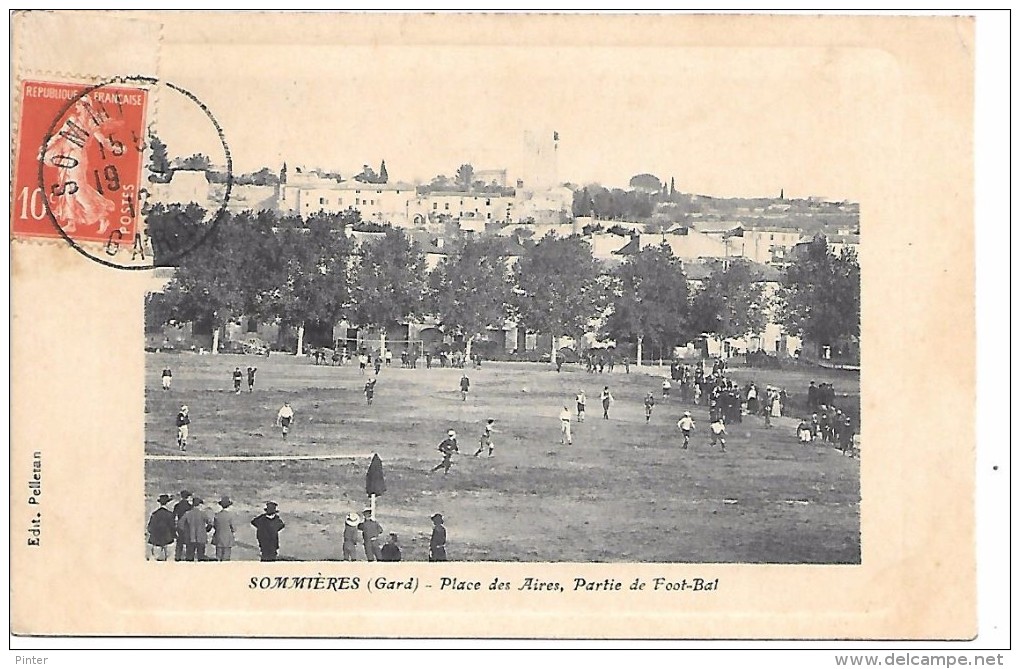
xmin=364 ymin=378 xmax=376 ymax=405
xmin=147 ymin=494 xmax=176 ymax=561
xmin=429 ymin=514 xmax=447 ymax=562
xmin=459 ymin=374 xmax=470 ymax=401
xmin=232 ymin=367 xmax=243 ymax=394
xmin=172 ymin=490 xmax=193 ymax=561
xmin=430 ymin=430 xmax=459 ymax=474
xmin=380 ymin=533 xmax=402 ymax=562
xmin=176 ymin=405 xmax=191 ymax=451
xmin=251 ymin=502 xmax=285 ymax=561
xmin=247 ymin=367 xmax=257 ymax=392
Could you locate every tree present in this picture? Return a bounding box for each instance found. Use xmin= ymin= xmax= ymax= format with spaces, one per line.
xmin=354 ymin=164 xmax=380 ymax=184
xmin=780 ymin=235 xmax=860 ymax=357
xmin=513 ymin=234 xmax=605 ymax=364
xmin=378 ymin=160 xmax=388 ymax=184
xmin=428 ymin=236 xmax=512 ymax=359
xmin=604 ymin=243 xmax=690 ymax=363
xmin=146 ymin=131 xmax=171 ymax=183
xmin=269 ymin=212 xmax=355 ymax=354
xmin=178 ymin=153 xmax=211 ymax=171
xmin=350 ymin=227 xmax=427 ymax=353
xmin=628 ymin=173 xmax=662 ymax=192
xmin=157 ymin=210 xmax=248 ymax=353
xmin=455 ymin=164 xmax=475 ymax=192
xmin=688 ymin=259 xmax=769 ymax=339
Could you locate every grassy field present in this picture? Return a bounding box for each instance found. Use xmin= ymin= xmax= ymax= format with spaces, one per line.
xmin=145 ymin=353 xmax=860 ymax=563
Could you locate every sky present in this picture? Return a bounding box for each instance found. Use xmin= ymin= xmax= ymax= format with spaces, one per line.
xmin=152 ymin=14 xmax=901 ymax=201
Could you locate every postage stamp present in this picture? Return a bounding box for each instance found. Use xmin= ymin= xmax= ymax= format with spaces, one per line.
xmin=12 ymin=76 xmax=233 ymax=270
xmin=12 ymin=79 xmax=149 ymax=245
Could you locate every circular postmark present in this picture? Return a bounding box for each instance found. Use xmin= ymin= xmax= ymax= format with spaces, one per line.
xmin=34 ymin=76 xmax=232 ymax=270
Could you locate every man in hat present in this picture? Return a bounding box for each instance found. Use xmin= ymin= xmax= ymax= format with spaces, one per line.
xmin=677 ymin=411 xmax=695 ymax=450
xmin=212 ymin=496 xmax=237 ymax=561
xmin=380 ymin=533 xmax=402 ymax=562
xmin=429 ymin=513 xmax=447 ymax=562
xmin=172 ymin=489 xmax=193 ymax=561
xmin=474 ymin=419 xmax=496 ymax=457
xmin=276 ymin=402 xmax=295 ymax=438
xmin=559 ymin=406 xmax=572 ymax=445
xmin=459 ymin=373 xmax=470 ymax=401
xmin=161 ymin=367 xmax=173 ymax=391
xmin=176 ymin=405 xmax=190 ymax=452
xmin=247 ymin=366 xmax=257 ymax=393
xmin=431 ymin=430 xmax=459 ymax=474
xmin=251 ymin=502 xmax=285 ymax=562
xmin=179 ymin=497 xmax=211 ymax=561
xmin=232 ymin=366 xmax=243 ymax=394
xmin=358 ymin=508 xmax=384 ymax=562
xmin=147 ymin=494 xmax=176 ymax=561
xmin=342 ymin=512 xmax=360 ymax=561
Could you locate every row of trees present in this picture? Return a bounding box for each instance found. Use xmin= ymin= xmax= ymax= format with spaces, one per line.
xmin=148 ymin=206 xmax=860 ymax=361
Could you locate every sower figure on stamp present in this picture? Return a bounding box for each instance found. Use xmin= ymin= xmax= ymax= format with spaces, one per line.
xmin=251 ymin=501 xmax=285 ymax=562
xmin=146 ymin=494 xmax=176 ymax=561
xmin=429 ymin=513 xmax=447 ymax=562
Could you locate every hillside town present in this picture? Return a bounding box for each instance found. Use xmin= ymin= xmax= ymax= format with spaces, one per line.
xmin=144 ymin=131 xmax=860 ymax=367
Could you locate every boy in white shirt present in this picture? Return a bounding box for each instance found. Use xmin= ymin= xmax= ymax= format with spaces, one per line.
xmin=276 ymin=403 xmax=295 ymax=438
xmin=677 ymin=411 xmax=695 ymax=449
xmin=710 ymin=418 xmax=727 ymax=452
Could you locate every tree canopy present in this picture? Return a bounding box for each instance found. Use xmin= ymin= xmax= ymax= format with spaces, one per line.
xmin=689 ymin=259 xmax=768 ymax=339
xmin=513 ymin=234 xmax=605 ymax=355
xmin=780 ymin=235 xmax=860 ymax=354
xmin=604 ymin=243 xmax=690 ymax=352
xmin=428 ymin=236 xmax=512 ymax=352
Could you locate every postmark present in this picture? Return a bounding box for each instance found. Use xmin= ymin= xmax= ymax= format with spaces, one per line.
xmin=12 ymin=76 xmax=233 ymax=270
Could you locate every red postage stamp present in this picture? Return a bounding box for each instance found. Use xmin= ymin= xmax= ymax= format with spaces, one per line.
xmin=12 ymin=79 xmax=149 ymax=244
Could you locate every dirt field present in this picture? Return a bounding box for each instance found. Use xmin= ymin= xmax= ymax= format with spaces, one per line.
xmin=145 ymin=353 xmax=860 ymax=563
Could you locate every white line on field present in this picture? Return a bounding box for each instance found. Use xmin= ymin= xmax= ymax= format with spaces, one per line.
xmin=145 ymin=453 xmax=375 ymax=462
